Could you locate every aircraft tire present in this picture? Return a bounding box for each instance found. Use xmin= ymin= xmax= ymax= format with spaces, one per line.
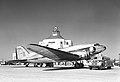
xmin=49 ymin=63 xmax=54 ymax=67
xmin=45 ymin=63 xmax=53 ymax=67
xmin=80 ymin=63 xmax=84 ymax=68
xmin=98 ymin=66 xmax=102 ymax=70
xmin=34 ymin=63 xmax=38 ymax=67
xmin=25 ymin=63 xmax=29 ymax=67
xmin=107 ymin=66 xmax=111 ymax=69
xmin=25 ymin=64 xmax=28 ymax=67
xmin=34 ymin=65 xmax=38 ymax=67
xmin=89 ymin=66 xmax=92 ymax=70
xmin=40 ymin=63 xmax=43 ymax=67
xmin=74 ymin=62 xmax=80 ymax=68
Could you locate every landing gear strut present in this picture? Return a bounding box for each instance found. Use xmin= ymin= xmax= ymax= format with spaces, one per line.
xmin=25 ymin=63 xmax=29 ymax=67
xmin=34 ymin=63 xmax=38 ymax=67
xmin=74 ymin=61 xmax=84 ymax=68
xmin=45 ymin=63 xmax=54 ymax=67
xmin=40 ymin=63 xmax=43 ymax=67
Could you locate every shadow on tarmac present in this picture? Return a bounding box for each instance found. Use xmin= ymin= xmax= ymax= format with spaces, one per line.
xmin=43 ymin=66 xmax=114 ymax=71
xmin=91 ymin=68 xmax=114 ymax=70
xmin=43 ymin=67 xmax=88 ymax=71
xmin=7 ymin=65 xmax=114 ymax=71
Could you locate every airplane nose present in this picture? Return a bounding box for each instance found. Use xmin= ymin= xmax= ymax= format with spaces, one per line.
xmin=102 ymin=45 xmax=106 ymax=50
xmin=104 ymin=46 xmax=106 ymax=50
xmin=100 ymin=45 xmax=106 ymax=51
xmin=93 ymin=45 xmax=106 ymax=54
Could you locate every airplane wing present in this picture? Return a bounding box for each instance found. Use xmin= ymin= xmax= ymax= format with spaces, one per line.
xmin=27 ymin=44 xmax=82 ymax=61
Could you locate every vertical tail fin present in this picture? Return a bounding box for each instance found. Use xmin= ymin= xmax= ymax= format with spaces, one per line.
xmin=15 ymin=46 xmax=30 ymax=59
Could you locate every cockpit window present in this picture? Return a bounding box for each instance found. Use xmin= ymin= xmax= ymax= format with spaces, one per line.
xmin=94 ymin=43 xmax=100 ymax=46
xmin=48 ymin=42 xmax=55 ymax=43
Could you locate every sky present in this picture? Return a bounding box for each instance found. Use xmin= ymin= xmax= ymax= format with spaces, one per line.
xmin=0 ymin=0 xmax=120 ymax=60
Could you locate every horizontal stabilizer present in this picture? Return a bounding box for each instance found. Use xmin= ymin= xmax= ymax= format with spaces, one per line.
xmin=7 ymin=59 xmax=27 ymax=64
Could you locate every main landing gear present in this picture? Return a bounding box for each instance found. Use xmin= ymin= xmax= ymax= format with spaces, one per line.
xmin=74 ymin=61 xmax=84 ymax=68
xmin=25 ymin=63 xmax=29 ymax=67
xmin=34 ymin=63 xmax=39 ymax=67
xmin=45 ymin=63 xmax=54 ymax=67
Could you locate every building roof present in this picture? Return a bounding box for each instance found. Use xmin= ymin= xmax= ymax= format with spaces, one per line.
xmin=46 ymin=27 xmax=64 ymax=39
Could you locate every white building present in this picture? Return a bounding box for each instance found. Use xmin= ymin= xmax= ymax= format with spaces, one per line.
xmin=39 ymin=27 xmax=73 ymax=49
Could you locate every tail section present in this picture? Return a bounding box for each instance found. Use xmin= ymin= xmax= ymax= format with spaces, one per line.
xmin=15 ymin=46 xmax=30 ymax=60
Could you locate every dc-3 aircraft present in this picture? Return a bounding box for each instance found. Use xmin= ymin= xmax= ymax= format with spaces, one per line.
xmin=7 ymin=46 xmax=55 ymax=67
xmin=27 ymin=43 xmax=106 ymax=68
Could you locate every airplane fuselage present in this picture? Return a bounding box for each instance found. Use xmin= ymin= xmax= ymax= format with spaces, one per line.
xmin=27 ymin=43 xmax=106 ymax=61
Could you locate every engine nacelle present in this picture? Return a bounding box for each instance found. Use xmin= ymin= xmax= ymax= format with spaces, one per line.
xmin=89 ymin=47 xmax=96 ymax=53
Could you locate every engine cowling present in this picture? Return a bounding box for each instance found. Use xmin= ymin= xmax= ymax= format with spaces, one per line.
xmin=89 ymin=47 xmax=96 ymax=53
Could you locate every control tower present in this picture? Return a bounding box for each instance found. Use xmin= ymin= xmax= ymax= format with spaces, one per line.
xmin=39 ymin=27 xmax=73 ymax=49
xmin=46 ymin=27 xmax=64 ymax=39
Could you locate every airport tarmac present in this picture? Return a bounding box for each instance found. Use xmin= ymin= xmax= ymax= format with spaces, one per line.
xmin=0 ymin=65 xmax=120 ymax=82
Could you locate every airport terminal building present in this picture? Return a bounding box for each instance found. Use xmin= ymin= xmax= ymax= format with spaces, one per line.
xmin=39 ymin=27 xmax=73 ymax=49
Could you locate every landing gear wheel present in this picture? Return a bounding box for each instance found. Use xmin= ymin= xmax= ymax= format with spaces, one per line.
xmin=107 ymin=66 xmax=111 ymax=69
xmin=98 ymin=66 xmax=102 ymax=70
xmin=25 ymin=65 xmax=28 ymax=67
xmin=40 ymin=63 xmax=43 ymax=67
xmin=89 ymin=66 xmax=92 ymax=70
xmin=80 ymin=63 xmax=84 ymax=68
xmin=25 ymin=63 xmax=29 ymax=67
xmin=34 ymin=64 xmax=38 ymax=67
xmin=74 ymin=62 xmax=80 ymax=68
xmin=50 ymin=63 xmax=54 ymax=67
xmin=74 ymin=62 xmax=84 ymax=68
xmin=45 ymin=63 xmax=54 ymax=67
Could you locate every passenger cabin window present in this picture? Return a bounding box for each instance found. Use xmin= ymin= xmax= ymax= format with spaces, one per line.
xmin=94 ymin=57 xmax=97 ymax=59
xmin=66 ymin=42 xmax=68 ymax=45
xmin=102 ymin=57 xmax=104 ymax=60
xmin=48 ymin=42 xmax=55 ymax=43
